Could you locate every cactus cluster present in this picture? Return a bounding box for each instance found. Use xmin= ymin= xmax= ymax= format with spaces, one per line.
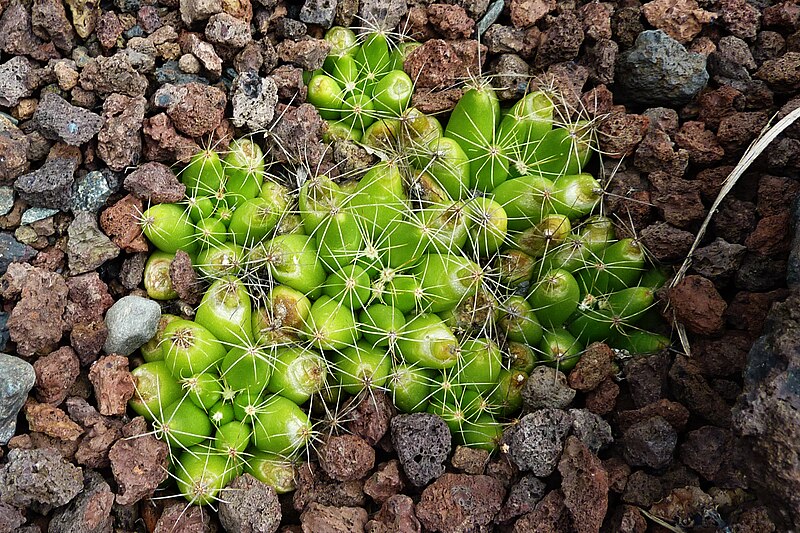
xmin=129 ymin=26 xmax=670 ymax=506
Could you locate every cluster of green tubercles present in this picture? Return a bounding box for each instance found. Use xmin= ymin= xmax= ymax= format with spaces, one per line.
xmin=129 ymin=26 xmax=670 ymax=507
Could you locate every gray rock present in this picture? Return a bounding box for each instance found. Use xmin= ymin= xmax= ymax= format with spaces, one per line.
xmin=67 ymin=211 xmax=120 ymax=275
xmin=0 ymin=353 xmax=36 ymax=444
xmin=0 ymin=312 xmax=8 ymax=351
xmin=14 ymin=155 xmax=79 ymax=210
xmin=568 ymin=408 xmax=613 ymax=454
xmin=358 ymin=0 xmax=407 ymax=30
xmin=47 ymin=472 xmax=114 ymax=533
xmin=205 ymin=12 xmax=251 ymax=48
xmin=0 ymin=232 xmax=37 ymax=276
xmin=495 ymin=474 xmax=546 ymax=523
xmin=477 ymin=0 xmax=504 ymax=35
xmin=0 ymin=116 xmax=31 ymax=182
xmin=503 ymin=409 xmax=572 ymax=476
xmin=0 ymin=56 xmax=34 ymax=107
xmin=391 ymin=413 xmax=451 ymax=487
xmin=622 ymin=416 xmax=677 ymax=469
xmin=179 ymin=0 xmax=223 ymax=25
xmin=522 ymin=366 xmax=576 ymax=411
xmin=230 ymin=70 xmax=278 ymax=132
xmin=299 ymin=0 xmax=337 ymax=28
xmin=616 ymin=30 xmax=709 ymax=106
xmin=154 ymin=60 xmax=210 ymax=86
xmin=20 ymin=207 xmax=58 ymax=225
xmin=709 ymin=35 xmax=756 ymax=82
xmin=0 ymin=187 xmax=14 ymax=216
xmin=0 ymin=502 xmax=25 ymax=532
xmin=732 ymin=291 xmax=800 ymax=527
xmin=32 ymin=92 xmax=104 ymax=146
xmin=218 ymin=474 xmax=281 ymax=533
xmin=103 ymin=295 xmax=161 ymax=356
xmin=72 ymin=171 xmax=113 ymax=213
xmin=490 ymin=53 xmax=530 ymax=100
xmin=0 ymin=448 xmax=83 ymax=512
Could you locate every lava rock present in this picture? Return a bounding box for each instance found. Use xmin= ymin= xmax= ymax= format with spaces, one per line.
xmin=277 ymin=38 xmax=332 ymax=70
xmin=205 ymin=12 xmax=251 ymax=48
xmin=218 ymin=474 xmax=281 ymax=533
xmin=416 ymin=473 xmax=505 ymax=533
xmin=691 ymin=238 xmax=746 ymax=281
xmin=495 ymin=474 xmax=546 ymax=524
xmin=558 ymin=436 xmax=608 ymax=533
xmin=616 ymin=399 xmax=690 ymax=433
xmin=299 ymin=0 xmax=337 ymax=28
xmin=0 ymin=448 xmax=82 ymax=513
xmin=97 ymin=94 xmax=146 ymax=172
xmin=88 ymin=355 xmax=134 ymax=416
xmin=293 ymin=461 xmax=367 ymax=511
xmin=622 ymin=416 xmax=677 ymax=469
xmin=0 ymin=2 xmax=59 ymax=61
xmin=103 ymin=295 xmax=161 ymax=356
xmin=363 ymin=459 xmax=404 ymax=504
xmin=511 ymin=489 xmax=571 ymax=532
xmin=568 ymin=342 xmax=614 ymax=392
xmin=300 ymin=503 xmax=368 ymax=532
xmin=7 ymin=267 xmax=68 ymax=357
xmin=0 ymin=353 xmax=35 ymax=444
xmin=230 ymin=70 xmax=278 ymax=131
xmin=639 ymin=222 xmax=695 ymax=263
xmin=569 ymin=408 xmax=613 ymax=453
xmin=404 ymin=38 xmax=486 ymax=90
xmin=391 ymin=413 xmax=451 ymax=487
xmin=47 ymin=471 xmax=114 ymax=533
xmin=24 ymin=398 xmax=83 ymax=441
xmin=67 ymin=211 xmax=120 ymax=275
xmin=0 ymin=502 xmax=25 ymax=532
xmin=79 ymin=52 xmax=148 ymax=97
xmin=757 ymin=51 xmax=800 ymax=92
xmin=319 ymin=434 xmax=376 ymax=482
xmin=0 ymin=118 xmax=31 ymax=183
xmin=152 ymin=82 xmax=226 ymax=137
xmin=667 ymin=275 xmax=727 ymax=335
xmin=265 ymin=103 xmax=325 ymax=166
xmin=32 ymin=92 xmax=103 ymax=146
xmin=0 ymin=233 xmax=36 ymax=276
xmin=490 ymin=53 xmax=530 ymax=100
xmin=450 ymin=445 xmax=489 ymax=475
xmin=31 ymin=0 xmax=76 ymax=52
xmin=72 ymin=171 xmax=114 ymax=213
xmin=99 ymin=194 xmax=149 ymax=253
xmin=347 ymin=390 xmax=395 ymax=446
xmin=358 ymin=0 xmax=407 ymax=30
xmin=509 ymin=0 xmax=553 ymax=29
xmin=0 ymin=56 xmax=34 ymax=107
xmin=33 ymin=346 xmax=80 ymax=405
xmin=123 ymin=162 xmax=185 ymax=204
xmin=154 ymin=500 xmax=214 ymax=533
xmin=534 ymin=10 xmax=584 ymax=69
xmin=15 ymin=154 xmax=79 ymax=211
xmin=503 ymin=409 xmax=572 ymax=476
xmin=65 ymin=272 xmax=114 ymax=331
xmin=109 ymin=418 xmax=169 ymax=505
xmin=179 ymin=0 xmax=222 ymax=24
xmin=366 ymin=494 xmax=421 ymax=533
xmin=169 ymin=250 xmax=201 ymax=304
xmin=521 ymin=366 xmax=576 ymax=410
xmin=616 ymin=30 xmax=709 ymax=106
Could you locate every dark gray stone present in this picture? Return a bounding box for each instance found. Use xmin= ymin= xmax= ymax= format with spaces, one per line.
xmin=218 ymin=474 xmax=281 ymax=533
xmin=72 ymin=171 xmax=113 ymax=213
xmin=47 ymin=472 xmax=113 ymax=533
xmin=522 ymin=366 xmax=576 ymax=411
xmin=477 ymin=0 xmax=504 ymax=36
xmin=0 ymin=353 xmax=35 ymax=444
xmin=0 ymin=312 xmax=8 ymax=351
xmin=503 ymin=409 xmax=572 ymax=476
xmin=154 ymin=60 xmax=210 ymax=86
xmin=568 ymin=408 xmax=613 ymax=454
xmin=495 ymin=474 xmax=546 ymax=524
xmin=391 ymin=413 xmax=451 ymax=487
xmin=32 ymin=92 xmax=104 ymax=146
xmin=103 ymin=295 xmax=161 ymax=356
xmin=358 ymin=0 xmax=407 ymax=30
xmin=616 ymin=30 xmax=708 ymax=107
xmin=14 ymin=156 xmax=79 ymax=211
xmin=0 ymin=448 xmax=83 ymax=512
xmin=299 ymin=0 xmax=336 ymax=28
xmin=622 ymin=416 xmax=677 ymax=469
xmin=0 ymin=232 xmax=37 ymax=276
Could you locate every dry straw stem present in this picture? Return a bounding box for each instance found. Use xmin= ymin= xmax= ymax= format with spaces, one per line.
xmin=669 ymin=105 xmax=800 ymax=355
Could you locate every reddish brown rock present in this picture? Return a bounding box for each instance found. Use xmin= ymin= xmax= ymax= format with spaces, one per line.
xmin=68 ymin=399 xmax=123 ymax=468
xmin=450 ymin=445 xmax=489 ymax=475
xmin=97 ymin=93 xmax=146 ymax=172
xmin=7 ymin=267 xmax=68 ymax=357
xmin=616 ymin=399 xmax=690 ymax=433
xmin=634 ymin=130 xmax=689 ymax=176
xmin=585 ymin=377 xmax=619 ymax=415
xmin=649 ymin=172 xmax=706 ymax=229
xmin=364 ymin=460 xmax=405 ymax=505
xmin=347 ymin=390 xmax=395 ymax=446
xmin=535 ymin=11 xmax=585 ymax=69
xmin=757 ymin=175 xmax=800 ymax=217
xmin=745 ymin=211 xmax=792 ymax=256
xmin=640 ymin=222 xmax=695 ymax=263
xmin=96 ymin=11 xmax=122 ymax=49
xmin=427 ymin=4 xmax=474 ymax=40
xmin=603 ymin=457 xmax=632 ymax=494
xmin=277 ymin=38 xmax=332 ymax=70
xmin=88 ymin=355 xmax=134 ymax=416
xmin=416 ymin=474 xmax=505 ymax=533
xmin=611 ymin=505 xmax=647 ymax=533
xmin=124 ymin=161 xmax=186 ymax=204
xmin=155 ymin=82 xmax=226 ymax=138
xmin=674 ymin=120 xmax=724 ymax=164
xmin=719 ymin=0 xmax=761 ymax=39
xmin=142 ymin=112 xmax=199 ymax=163
xmin=65 ymin=272 xmax=114 ymax=329
xmin=667 ymin=275 xmax=727 ymax=335
xmin=598 ymin=111 xmax=649 ymax=158
xmin=410 ymin=88 xmax=464 ymax=114
xmin=509 ymin=0 xmax=554 ymax=29
xmin=154 ymin=501 xmax=214 ymax=533
xmin=366 ymin=494 xmax=421 ymax=533
xmin=404 ymin=39 xmax=486 ymax=90
xmin=169 ymin=249 xmax=202 ymax=304
xmin=300 ymin=503 xmax=368 ymax=533
xmin=568 ymin=342 xmax=614 ymax=392
xmin=642 ymin=0 xmax=715 ymax=43
xmin=725 ymin=289 xmax=789 ymax=336
xmin=24 ymin=398 xmax=83 ymax=441
xmin=669 ymin=355 xmax=732 ymax=427
xmin=512 ymin=490 xmax=571 ymax=533
xmin=717 ymin=111 xmax=770 ymax=153
xmin=318 ymin=434 xmax=376 ymax=482
xmin=293 ymin=462 xmax=366 ymax=512
xmin=109 ymin=418 xmax=169 ymax=505
xmin=33 ymin=346 xmax=80 ymax=405
xmin=558 ymin=436 xmax=608 ymax=533
xmin=579 ymin=2 xmax=613 ymax=40
xmin=99 ymin=194 xmax=149 ymax=253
